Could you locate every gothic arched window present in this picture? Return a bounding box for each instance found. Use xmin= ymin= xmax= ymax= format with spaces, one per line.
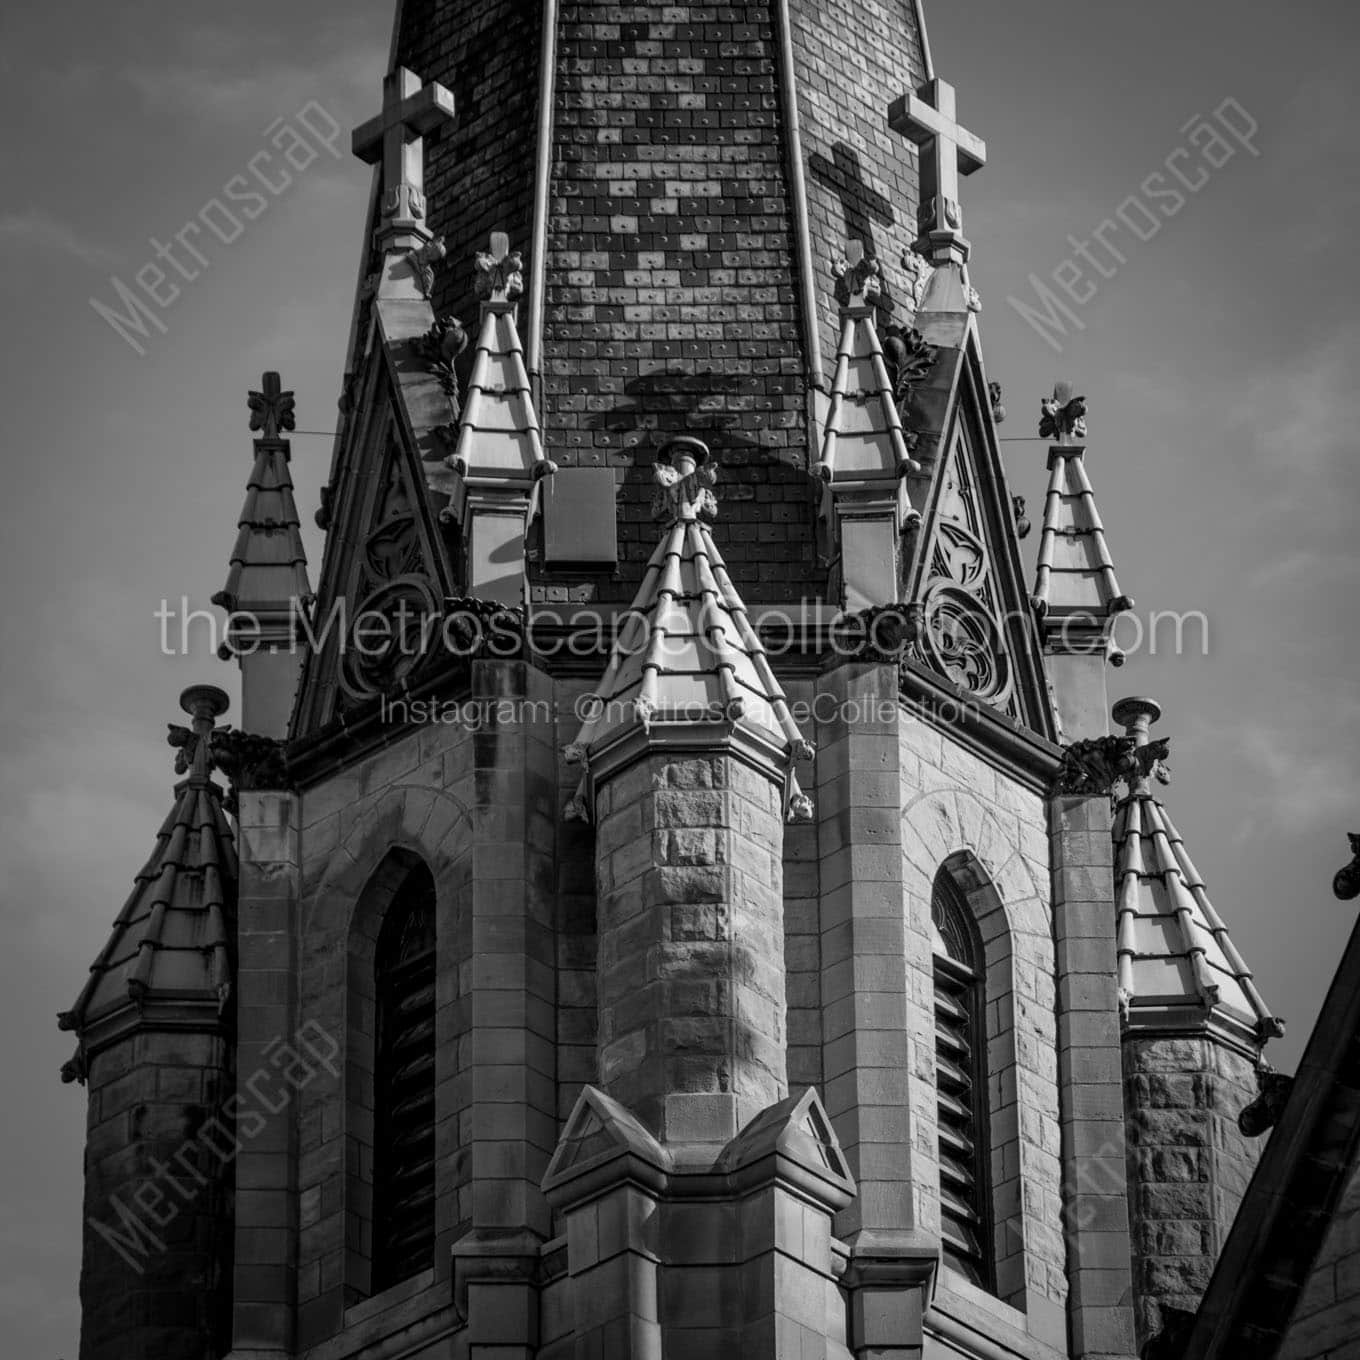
xmin=371 ymin=862 xmax=437 ymax=1293
xmin=931 ymin=869 xmax=994 ymax=1290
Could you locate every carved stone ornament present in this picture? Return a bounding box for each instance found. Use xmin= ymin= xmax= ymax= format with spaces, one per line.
xmin=414 ymin=315 xmax=469 ymax=400
xmin=1335 ymin=833 xmax=1360 ymax=901
xmin=1237 ymin=1062 xmax=1296 ymax=1137
xmin=651 ymin=436 xmax=718 ymax=523
xmin=166 ymin=722 xmax=207 ymax=777
xmin=988 ymin=380 xmax=1005 ymax=424
xmin=902 ymin=247 xmax=935 ymax=314
xmin=475 ymin=232 xmax=525 ymax=303
xmin=831 ymin=240 xmax=881 ymax=307
xmin=835 ymin=604 xmax=921 ymax=664
xmin=1039 ymin=380 xmax=1087 ymax=443
xmin=405 ymin=235 xmax=447 ymax=299
xmin=210 ymin=730 xmax=293 ymax=808
xmin=247 ymin=371 xmax=296 ymax=439
xmin=1052 ymin=734 xmax=1171 ymax=797
xmin=881 ymin=323 xmax=939 ymax=451
xmin=1011 ymin=493 xmax=1030 ymax=539
xmin=910 ymin=443 xmax=1019 ymax=714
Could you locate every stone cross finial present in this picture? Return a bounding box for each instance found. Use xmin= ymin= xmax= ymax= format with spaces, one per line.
xmin=1039 ymin=380 xmax=1088 ymax=444
xmin=830 ymin=239 xmax=880 ymax=307
xmin=353 ymin=67 xmax=456 ymax=234
xmin=888 ymin=76 xmax=986 ymax=266
xmin=247 ymin=371 xmax=295 ymax=440
xmin=474 ymin=232 xmax=524 ymax=304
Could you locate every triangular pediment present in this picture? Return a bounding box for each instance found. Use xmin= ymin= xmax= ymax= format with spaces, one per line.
xmin=291 ymin=347 xmax=457 ymax=738
xmin=902 ymin=312 xmax=1054 ymax=738
xmin=541 ymin=1085 xmax=670 ymax=1197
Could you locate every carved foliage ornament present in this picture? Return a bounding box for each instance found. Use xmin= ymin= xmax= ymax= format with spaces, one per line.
xmin=902 ymin=247 xmax=934 ymax=314
xmin=831 ymin=240 xmax=881 ymax=307
xmin=248 ymin=372 xmax=296 ymax=440
xmin=1335 ymin=833 xmax=1360 ymax=901
xmin=881 ymin=324 xmax=940 ymax=453
xmin=475 ymin=232 xmax=524 ymax=303
xmin=651 ymin=436 xmax=718 ymax=523
xmin=1237 ymin=1061 xmax=1295 ymax=1138
xmin=1039 ymin=380 xmax=1087 ymax=443
xmin=406 ymin=235 xmax=446 ymax=299
xmin=414 ymin=314 xmax=468 ymax=401
xmin=1052 ymin=734 xmax=1171 ymax=797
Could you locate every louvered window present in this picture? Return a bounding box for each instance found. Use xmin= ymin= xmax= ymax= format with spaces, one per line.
xmin=932 ymin=871 xmax=994 ymax=1290
xmin=372 ymin=864 xmax=437 ymax=1293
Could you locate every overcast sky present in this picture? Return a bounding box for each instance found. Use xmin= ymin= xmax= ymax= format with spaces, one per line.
xmin=1 ymin=0 xmax=1356 ymax=1354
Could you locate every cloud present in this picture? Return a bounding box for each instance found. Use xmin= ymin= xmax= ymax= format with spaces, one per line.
xmin=0 ymin=208 xmax=118 ymax=269
xmin=1221 ymin=689 xmax=1360 ymax=834
xmin=119 ymin=25 xmax=380 ymax=128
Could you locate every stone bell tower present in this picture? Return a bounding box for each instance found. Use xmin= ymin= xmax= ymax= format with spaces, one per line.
xmin=62 ymin=3 xmax=1293 ymax=1360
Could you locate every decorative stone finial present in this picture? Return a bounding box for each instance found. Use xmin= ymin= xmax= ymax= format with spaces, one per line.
xmin=247 ymin=372 xmax=296 ymax=440
xmin=181 ymin=684 xmax=230 ymax=727
xmin=830 ymin=240 xmax=880 ymax=307
xmin=475 ymin=232 xmax=524 ymax=304
xmin=167 ymin=685 xmax=230 ymax=782
xmin=1335 ymin=833 xmax=1360 ymax=901
xmin=1039 ymin=380 xmax=1087 ymax=444
xmin=1112 ymin=695 xmax=1162 ymax=745
xmin=650 ymin=436 xmax=717 ymax=524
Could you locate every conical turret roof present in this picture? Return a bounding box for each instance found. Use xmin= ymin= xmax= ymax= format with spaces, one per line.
xmin=564 ymin=438 xmax=812 ymax=821
xmin=1111 ymin=697 xmax=1283 ymax=1053
xmin=214 ymin=372 xmax=311 ymax=620
xmin=1031 ymin=387 xmax=1132 ymax=626
xmin=58 ymin=687 xmax=239 ymax=1077
xmin=449 ymin=237 xmax=553 ymax=484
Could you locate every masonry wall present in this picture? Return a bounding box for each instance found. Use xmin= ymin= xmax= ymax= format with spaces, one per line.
xmin=78 ymin=1033 xmax=233 ymax=1360
xmin=898 ymin=711 xmax=1068 ymax=1352
xmin=288 ymin=662 xmax=560 ymax=1354
xmin=1278 ymin=1159 xmax=1360 ymax=1360
xmin=1123 ymin=1035 xmax=1262 ymax=1347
